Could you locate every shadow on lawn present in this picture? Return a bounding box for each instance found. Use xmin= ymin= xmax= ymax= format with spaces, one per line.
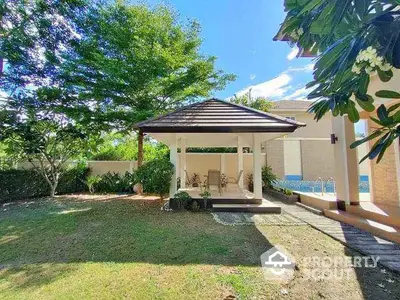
xmin=0 ymin=197 xmax=273 ymax=288
xmin=340 ymin=222 xmax=400 ymax=300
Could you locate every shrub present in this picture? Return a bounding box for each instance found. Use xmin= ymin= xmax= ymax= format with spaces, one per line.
xmin=93 ymin=171 xmax=135 ymax=193
xmin=281 ymin=188 xmax=293 ymax=196
xmin=199 ymin=190 xmax=211 ymax=210
xmin=188 ymin=200 xmax=201 ymax=212
xmin=262 ymin=166 xmax=278 ymax=188
xmin=135 ymin=158 xmax=174 ymax=198
xmin=173 ymin=191 xmax=192 ymax=210
xmin=85 ymin=175 xmax=102 ymax=194
xmin=0 ymin=165 xmax=89 ymax=203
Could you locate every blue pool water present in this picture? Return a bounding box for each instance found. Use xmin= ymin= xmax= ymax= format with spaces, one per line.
xmin=275 ymin=180 xmax=370 ymax=193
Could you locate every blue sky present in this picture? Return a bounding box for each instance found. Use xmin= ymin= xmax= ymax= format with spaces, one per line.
xmin=146 ymin=0 xmax=315 ymax=101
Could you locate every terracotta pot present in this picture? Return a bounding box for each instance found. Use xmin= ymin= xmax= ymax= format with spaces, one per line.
xmin=133 ymin=183 xmax=143 ymax=194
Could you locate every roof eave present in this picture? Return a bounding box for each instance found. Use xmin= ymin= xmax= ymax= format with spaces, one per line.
xmin=139 ymin=125 xmax=301 ymax=134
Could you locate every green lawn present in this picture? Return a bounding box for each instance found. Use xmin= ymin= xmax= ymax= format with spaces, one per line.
xmin=0 ymin=195 xmax=399 ymax=299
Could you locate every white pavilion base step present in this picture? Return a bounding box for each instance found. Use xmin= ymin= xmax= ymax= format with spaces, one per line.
xmin=212 ymin=203 xmax=281 ymax=214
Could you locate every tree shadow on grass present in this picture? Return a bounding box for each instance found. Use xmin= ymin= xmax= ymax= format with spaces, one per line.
xmin=0 ymin=197 xmax=274 ymax=289
xmin=0 ymin=264 xmax=76 ymax=291
xmin=339 ymin=222 xmax=400 ymax=300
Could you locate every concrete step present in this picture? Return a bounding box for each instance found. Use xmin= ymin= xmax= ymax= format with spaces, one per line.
xmin=296 ymin=192 xmax=338 ymax=211
xmin=210 ymin=198 xmax=262 ymax=205
xmin=324 ymin=209 xmax=400 ymax=244
xmin=295 ymin=202 xmax=323 ymax=215
xmin=212 ymin=203 xmax=281 ymax=214
xmin=346 ymin=204 xmax=400 ymax=228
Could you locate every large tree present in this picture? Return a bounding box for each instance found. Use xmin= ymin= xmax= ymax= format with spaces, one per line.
xmin=0 ymin=106 xmax=89 ymax=197
xmin=62 ymin=3 xmax=235 ymax=166
xmin=0 ymin=0 xmax=97 ymax=195
xmin=230 ymin=90 xmax=274 ymax=112
xmin=276 ymin=0 xmax=400 ymax=162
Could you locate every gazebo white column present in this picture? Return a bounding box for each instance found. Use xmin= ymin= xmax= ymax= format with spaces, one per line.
xmin=332 ymin=116 xmax=359 ymax=205
xmin=237 ymin=136 xmax=244 ymax=188
xmin=169 ymin=134 xmax=178 ymax=198
xmin=253 ymin=134 xmax=262 ymax=199
xmin=180 ymin=138 xmax=186 ymax=189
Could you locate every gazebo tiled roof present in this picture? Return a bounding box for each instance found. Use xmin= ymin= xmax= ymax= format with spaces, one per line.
xmin=136 ymin=98 xmax=306 ymax=133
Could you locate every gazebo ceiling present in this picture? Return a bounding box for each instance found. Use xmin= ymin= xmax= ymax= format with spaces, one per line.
xmin=136 ymin=98 xmax=306 ymax=134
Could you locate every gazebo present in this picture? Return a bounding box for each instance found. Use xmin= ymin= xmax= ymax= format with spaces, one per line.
xmin=136 ymin=98 xmax=305 ymax=211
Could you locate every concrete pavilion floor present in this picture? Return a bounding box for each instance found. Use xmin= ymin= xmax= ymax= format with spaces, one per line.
xmin=178 ymin=185 xmax=255 ymax=200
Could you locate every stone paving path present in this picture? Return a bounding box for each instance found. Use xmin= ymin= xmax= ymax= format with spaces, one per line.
xmin=211 ymin=211 xmax=306 ymax=226
xmin=212 ymin=194 xmax=400 ymax=273
xmin=265 ymin=195 xmax=400 ymax=273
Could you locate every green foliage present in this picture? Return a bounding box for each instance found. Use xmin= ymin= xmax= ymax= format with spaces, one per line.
xmin=93 ymin=172 xmax=135 ymax=194
xmin=199 ymin=190 xmax=211 ymax=199
xmin=261 ymin=166 xmax=278 ymax=188
xmin=277 ymin=0 xmax=400 ymax=162
xmin=0 ymin=166 xmax=89 ymax=203
xmin=135 ymin=159 xmax=174 ymax=197
xmin=89 ymin=133 xmax=168 ymax=161
xmin=188 ymin=200 xmax=201 ymax=212
xmin=0 ymin=110 xmax=93 ymax=196
xmin=173 ymin=191 xmax=193 ymax=210
xmin=62 ymin=3 xmax=235 ymax=132
xmin=85 ymin=175 xmax=102 ymax=194
xmin=281 ymin=188 xmax=293 ymax=196
xmin=199 ymin=190 xmax=211 ymax=210
xmin=230 ymin=92 xmax=274 ymax=112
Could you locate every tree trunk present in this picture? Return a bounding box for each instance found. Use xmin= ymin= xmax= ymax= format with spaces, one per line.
xmin=49 ymin=172 xmax=59 ymax=198
xmin=137 ymin=129 xmax=144 ymax=168
xmin=49 ymin=184 xmax=56 ymax=198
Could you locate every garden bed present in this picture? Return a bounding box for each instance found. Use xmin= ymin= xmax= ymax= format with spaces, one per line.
xmin=263 ymin=187 xmax=299 ymax=204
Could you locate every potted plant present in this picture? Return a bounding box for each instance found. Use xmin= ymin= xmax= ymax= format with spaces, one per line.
xmin=220 ymin=173 xmax=228 ymax=188
xmin=199 ymin=190 xmax=211 ymax=210
xmin=191 ymin=173 xmax=200 ymax=187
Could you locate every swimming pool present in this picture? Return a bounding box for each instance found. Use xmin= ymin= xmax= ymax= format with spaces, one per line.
xmin=275 ymin=180 xmax=370 ymax=193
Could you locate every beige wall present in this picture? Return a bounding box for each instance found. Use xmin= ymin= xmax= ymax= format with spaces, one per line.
xmin=367 ymin=117 xmax=400 ymax=206
xmin=284 ymin=140 xmax=302 ymax=176
xmin=177 ymin=153 xmax=267 ymax=187
xmin=271 ymin=110 xmax=332 ymax=139
xmin=88 ymin=161 xmax=137 ymax=176
xmin=265 ymin=140 xmax=285 ymax=178
xmin=301 ymin=140 xmax=335 ymax=181
xmin=17 ymin=160 xmax=137 ymax=176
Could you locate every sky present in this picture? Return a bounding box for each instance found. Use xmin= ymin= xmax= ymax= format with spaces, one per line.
xmin=145 ymin=0 xmax=315 ymax=101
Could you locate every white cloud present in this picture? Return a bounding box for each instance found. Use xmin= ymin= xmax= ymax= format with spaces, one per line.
xmin=284 ymin=87 xmax=312 ymax=100
xmin=287 ymin=63 xmax=314 ymax=73
xmin=229 ymin=63 xmax=315 ymax=101
xmin=287 ymin=47 xmax=299 ymax=60
xmin=235 ymin=73 xmax=292 ymax=99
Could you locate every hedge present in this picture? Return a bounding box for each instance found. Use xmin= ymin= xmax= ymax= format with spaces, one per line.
xmin=0 ymin=167 xmax=89 ymax=203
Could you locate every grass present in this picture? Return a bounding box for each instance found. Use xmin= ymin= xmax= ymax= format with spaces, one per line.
xmin=0 ymin=194 xmax=399 ymax=299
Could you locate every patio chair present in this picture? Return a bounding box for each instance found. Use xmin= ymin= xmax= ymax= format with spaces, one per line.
xmin=206 ymin=169 xmax=222 ymax=195
xmin=227 ymin=170 xmax=244 ymax=192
